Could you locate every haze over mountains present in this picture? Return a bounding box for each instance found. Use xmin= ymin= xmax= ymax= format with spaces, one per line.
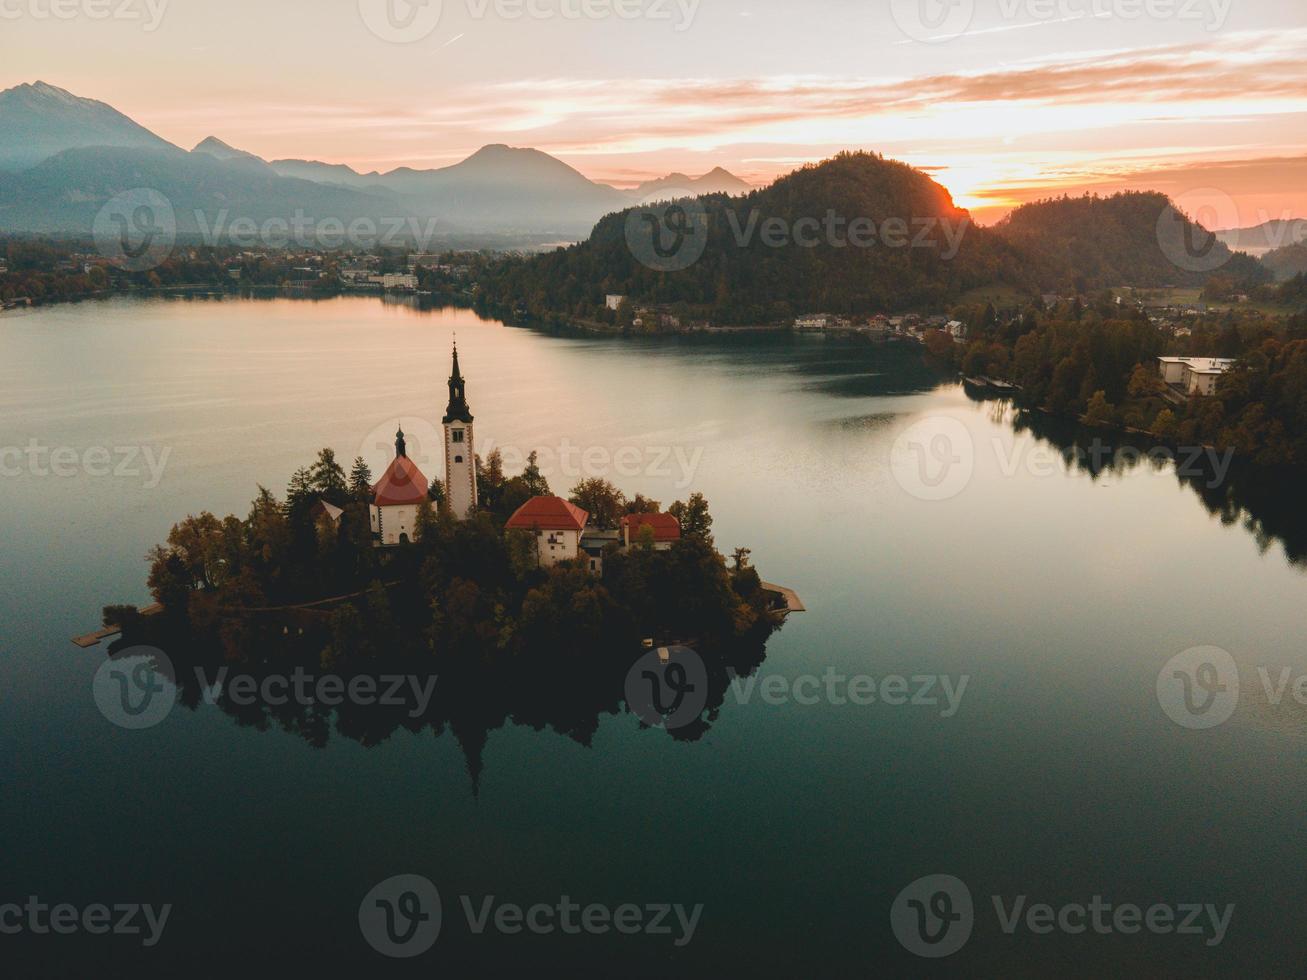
xmin=0 ymin=81 xmax=753 ymax=241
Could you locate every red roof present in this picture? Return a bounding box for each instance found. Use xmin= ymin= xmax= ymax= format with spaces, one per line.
xmin=622 ymin=512 xmax=682 ymax=542
xmin=506 ymin=496 xmax=589 ymax=532
xmin=372 ymin=455 xmax=429 ymax=507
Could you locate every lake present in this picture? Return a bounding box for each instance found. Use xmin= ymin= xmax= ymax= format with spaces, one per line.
xmin=3 ymin=295 xmax=1307 ymax=976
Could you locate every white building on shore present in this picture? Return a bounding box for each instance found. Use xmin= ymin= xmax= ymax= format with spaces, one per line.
xmin=1157 ymin=357 xmax=1236 ymax=396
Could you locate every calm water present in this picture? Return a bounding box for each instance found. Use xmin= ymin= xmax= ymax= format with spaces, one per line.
xmin=4 ymin=295 xmax=1307 ymax=977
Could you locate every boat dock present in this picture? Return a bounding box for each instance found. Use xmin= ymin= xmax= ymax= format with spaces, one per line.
xmin=71 ymin=604 xmax=164 ymax=648
xmin=760 ymin=582 xmax=806 ymax=615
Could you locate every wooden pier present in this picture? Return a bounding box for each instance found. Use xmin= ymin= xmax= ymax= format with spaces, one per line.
xmin=71 ymin=604 xmax=164 ymax=648
xmin=760 ymin=582 xmax=806 ymax=616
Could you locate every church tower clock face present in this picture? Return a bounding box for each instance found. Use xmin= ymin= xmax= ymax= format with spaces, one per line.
xmin=442 ymin=343 xmax=478 ymax=520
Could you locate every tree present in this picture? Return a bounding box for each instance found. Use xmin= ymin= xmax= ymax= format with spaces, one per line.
xmin=1152 ymin=408 xmax=1178 ymax=440
xmin=731 ymin=547 xmax=752 ymax=570
xmin=521 ymin=451 xmax=551 ymax=497
xmin=669 ymin=493 xmax=714 ymax=543
xmin=569 ymin=478 xmax=626 ymax=529
xmin=309 ymin=448 xmax=349 ymax=505
xmin=349 ymin=457 xmax=373 ymax=502
xmin=415 ymin=498 xmax=439 ymax=545
xmin=1085 ymin=390 xmax=1115 ymax=426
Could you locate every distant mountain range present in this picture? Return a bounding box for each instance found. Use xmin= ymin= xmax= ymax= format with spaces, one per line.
xmin=1215 ymin=218 xmax=1307 ymax=256
xmin=0 ymin=81 xmax=754 ymax=241
xmin=0 ymin=81 xmax=174 ymax=172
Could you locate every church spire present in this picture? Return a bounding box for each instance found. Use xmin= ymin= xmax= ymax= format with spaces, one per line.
xmin=395 ymin=426 xmax=407 ymax=458
xmin=443 ymin=341 xmax=474 ymax=424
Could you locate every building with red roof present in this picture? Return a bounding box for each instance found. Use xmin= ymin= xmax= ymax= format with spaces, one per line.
xmin=369 ymin=427 xmax=430 ymax=546
xmin=506 ymin=495 xmax=591 ymax=568
xmin=621 ymin=513 xmax=682 ymax=549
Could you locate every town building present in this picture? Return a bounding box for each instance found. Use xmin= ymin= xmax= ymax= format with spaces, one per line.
xmin=505 ymin=496 xmax=590 ymax=568
xmin=606 ymin=294 xmax=626 ymax=311
xmin=370 ymin=427 xmax=429 ymax=546
xmin=1157 ymin=357 xmax=1236 ymax=396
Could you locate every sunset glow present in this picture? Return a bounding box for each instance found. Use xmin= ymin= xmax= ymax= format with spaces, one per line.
xmin=2 ymin=0 xmax=1305 ymax=224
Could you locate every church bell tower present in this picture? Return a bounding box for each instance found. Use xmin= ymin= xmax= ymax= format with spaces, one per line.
xmin=443 ymin=342 xmax=478 ymax=519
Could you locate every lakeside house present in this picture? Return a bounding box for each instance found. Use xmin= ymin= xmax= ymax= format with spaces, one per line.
xmin=606 ymin=294 xmax=626 ymax=311
xmin=1157 ymin=356 xmax=1236 ymax=396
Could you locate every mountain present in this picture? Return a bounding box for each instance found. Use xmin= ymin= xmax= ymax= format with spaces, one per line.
xmin=475 ymin=151 xmax=1031 ymax=324
xmin=0 ymin=144 xmax=403 ymax=238
xmin=993 ymin=192 xmax=1263 ymax=290
xmin=192 ymin=136 xmax=263 ymax=164
xmin=271 ymin=143 xmax=628 ymax=234
xmin=1216 ymin=218 xmax=1307 ymax=256
xmin=632 ymin=167 xmax=751 ymax=199
xmin=0 ymin=81 xmax=176 ymax=172
xmin=269 ymin=158 xmax=386 ymax=189
xmin=1262 ymin=242 xmax=1307 ymax=282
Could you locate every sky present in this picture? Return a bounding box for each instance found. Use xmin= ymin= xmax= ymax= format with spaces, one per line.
xmin=3 ymin=0 xmax=1306 ymax=225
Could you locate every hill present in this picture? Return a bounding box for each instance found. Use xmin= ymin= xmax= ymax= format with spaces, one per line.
xmin=993 ymin=191 xmax=1265 ymax=291
xmin=474 ymin=151 xmax=1032 ymax=325
xmin=0 ymin=81 xmax=175 ymax=172
xmin=1262 ymin=242 xmax=1307 ymax=281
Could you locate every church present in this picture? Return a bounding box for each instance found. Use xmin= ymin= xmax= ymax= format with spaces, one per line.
xmin=370 ymin=344 xmax=479 ymax=545
xmin=369 ymin=344 xmax=680 ymax=567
